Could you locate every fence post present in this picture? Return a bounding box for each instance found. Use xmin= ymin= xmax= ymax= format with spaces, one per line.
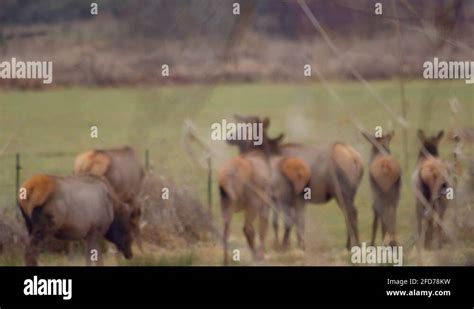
xmin=207 ymin=155 xmax=212 ymax=216
xmin=15 ymin=153 xmax=21 ymax=220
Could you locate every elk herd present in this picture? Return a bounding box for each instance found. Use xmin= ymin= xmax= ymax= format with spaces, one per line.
xmin=218 ymin=115 xmax=455 ymax=265
xmin=17 ymin=115 xmax=457 ymax=266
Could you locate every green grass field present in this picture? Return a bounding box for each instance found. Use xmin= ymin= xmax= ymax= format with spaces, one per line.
xmin=0 ymin=79 xmax=473 ymax=266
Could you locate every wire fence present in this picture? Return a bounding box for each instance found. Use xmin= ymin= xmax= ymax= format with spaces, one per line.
xmin=0 ymin=148 xmax=158 ymax=216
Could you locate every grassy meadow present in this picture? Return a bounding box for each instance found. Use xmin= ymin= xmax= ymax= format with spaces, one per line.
xmin=0 ymin=79 xmax=473 ymax=266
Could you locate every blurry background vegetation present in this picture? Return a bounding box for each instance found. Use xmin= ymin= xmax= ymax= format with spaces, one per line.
xmin=0 ymin=0 xmax=473 ymax=86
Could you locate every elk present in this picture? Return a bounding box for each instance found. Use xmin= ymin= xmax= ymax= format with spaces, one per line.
xmin=19 ymin=174 xmax=135 ymax=266
xmin=218 ymin=115 xmax=310 ymax=264
xmin=225 ymin=115 xmax=362 ymax=251
xmin=412 ymin=130 xmax=451 ymax=249
xmin=361 ymin=131 xmax=401 ymax=246
xmin=265 ymin=126 xmax=364 ymax=250
xmin=74 ymin=146 xmax=144 ymax=247
xmin=218 ymin=139 xmax=271 ymax=265
xmin=270 ymin=155 xmax=311 ymax=250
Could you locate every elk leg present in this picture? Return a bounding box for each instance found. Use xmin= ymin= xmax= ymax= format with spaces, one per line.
xmin=25 ymin=232 xmax=43 ymax=266
xmin=435 ymin=202 xmax=447 ymax=249
xmin=348 ymin=203 xmax=359 ymax=248
xmin=382 ymin=205 xmax=398 ymax=246
xmin=243 ymin=207 xmax=258 ymax=260
xmin=338 ymin=199 xmax=359 ymax=250
xmin=272 ymin=206 xmax=280 ymax=249
xmin=130 ymin=199 xmax=144 ymax=253
xmin=257 ymin=206 xmax=269 ymax=260
xmin=221 ymin=197 xmax=233 ymax=266
xmin=282 ymin=205 xmax=294 ymax=250
xmin=416 ymin=200 xmax=425 ymax=249
xmin=381 ymin=217 xmax=387 ymax=244
xmin=424 ymin=219 xmax=433 ymax=250
xmin=295 ymin=200 xmax=305 ymax=250
xmin=370 ymin=210 xmax=379 ymax=246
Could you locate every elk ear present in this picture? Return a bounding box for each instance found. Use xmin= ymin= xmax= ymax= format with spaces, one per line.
xmin=271 ymin=133 xmax=285 ymax=144
xmin=279 ymin=157 xmax=311 ymax=195
xmin=436 ymin=130 xmax=445 ymax=142
xmin=417 ymin=129 xmax=426 ymax=141
xmin=262 ymin=117 xmax=270 ymax=129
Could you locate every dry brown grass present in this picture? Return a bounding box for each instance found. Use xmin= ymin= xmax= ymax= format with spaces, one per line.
xmin=138 ymin=172 xmax=217 ymax=249
xmin=451 ymin=160 xmax=474 ymax=241
xmin=0 ymin=214 xmax=26 ymax=256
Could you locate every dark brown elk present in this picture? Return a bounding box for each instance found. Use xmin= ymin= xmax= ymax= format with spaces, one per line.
xmin=362 ymin=131 xmax=401 ymax=246
xmin=19 ymin=174 xmax=134 ymax=266
xmin=74 ymin=146 xmax=144 ymax=247
xmin=412 ymin=130 xmax=451 ymax=249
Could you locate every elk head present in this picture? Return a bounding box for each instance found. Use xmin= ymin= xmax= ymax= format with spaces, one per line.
xmin=361 ymin=130 xmax=394 ymax=159
xmin=105 ymin=202 xmax=134 ymax=260
xmin=417 ymin=129 xmax=444 ymax=159
xmin=228 ymin=115 xmax=284 ymax=156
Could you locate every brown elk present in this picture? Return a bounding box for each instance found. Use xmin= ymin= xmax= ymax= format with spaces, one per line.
xmin=218 ymin=141 xmax=271 ymax=264
xmin=265 ymin=127 xmax=364 ymax=250
xmin=270 ymin=156 xmax=311 ymax=250
xmin=225 ymin=115 xmax=363 ymax=251
xmin=218 ymin=115 xmax=310 ymax=264
xmin=362 ymin=131 xmax=401 ymax=246
xmin=19 ymin=174 xmax=135 ymax=266
xmin=412 ymin=130 xmax=451 ymax=249
xmin=74 ymin=146 xmax=144 ymax=247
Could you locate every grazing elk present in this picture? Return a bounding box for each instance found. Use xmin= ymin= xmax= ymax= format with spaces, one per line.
xmin=267 ymin=128 xmax=363 ymax=250
xmin=362 ymin=131 xmax=401 ymax=246
xmin=412 ymin=130 xmax=451 ymax=249
xmin=74 ymin=146 xmax=144 ymax=247
xmin=218 ymin=115 xmax=310 ymax=264
xmin=19 ymin=174 xmax=135 ymax=266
